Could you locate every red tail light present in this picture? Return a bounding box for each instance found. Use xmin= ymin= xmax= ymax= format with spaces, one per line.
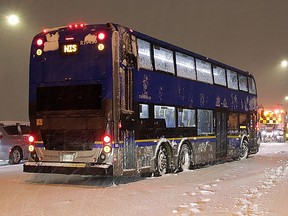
xmin=97 ymin=32 xmax=105 ymax=40
xmin=103 ymin=135 xmax=111 ymax=144
xmin=36 ymin=38 xmax=44 ymax=46
xmin=28 ymin=135 xmax=35 ymax=143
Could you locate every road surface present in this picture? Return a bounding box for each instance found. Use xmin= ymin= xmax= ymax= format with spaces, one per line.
xmin=0 ymin=142 xmax=287 ymax=216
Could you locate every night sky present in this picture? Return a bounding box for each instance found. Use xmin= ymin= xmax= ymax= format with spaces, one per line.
xmin=1 ymin=0 xmax=288 ymax=121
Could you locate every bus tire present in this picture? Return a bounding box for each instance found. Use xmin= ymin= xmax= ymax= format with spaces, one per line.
xmin=9 ymin=147 xmax=23 ymax=165
xmin=154 ymin=145 xmax=169 ymax=177
xmin=238 ymin=139 xmax=249 ymax=160
xmin=177 ymin=143 xmax=193 ymax=172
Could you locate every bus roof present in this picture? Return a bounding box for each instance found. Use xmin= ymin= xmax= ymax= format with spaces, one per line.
xmin=35 ymin=22 xmax=255 ymax=79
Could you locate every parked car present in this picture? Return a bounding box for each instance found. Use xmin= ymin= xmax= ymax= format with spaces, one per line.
xmin=0 ymin=121 xmax=30 ymax=164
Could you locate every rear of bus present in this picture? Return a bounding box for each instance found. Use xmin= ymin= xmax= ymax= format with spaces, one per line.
xmin=24 ymin=23 xmax=115 ymax=175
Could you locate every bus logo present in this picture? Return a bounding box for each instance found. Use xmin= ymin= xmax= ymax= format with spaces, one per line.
xmin=60 ymin=43 xmax=79 ymax=55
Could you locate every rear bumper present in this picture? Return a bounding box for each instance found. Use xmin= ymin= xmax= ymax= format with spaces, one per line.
xmin=23 ymin=161 xmax=113 ymax=176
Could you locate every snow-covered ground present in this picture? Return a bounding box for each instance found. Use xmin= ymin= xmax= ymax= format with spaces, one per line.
xmin=0 ymin=142 xmax=287 ymax=216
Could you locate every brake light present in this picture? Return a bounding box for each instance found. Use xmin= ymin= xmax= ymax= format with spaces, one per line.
xmin=97 ymin=32 xmax=105 ymax=40
xmin=36 ymin=38 xmax=44 ymax=46
xmin=28 ymin=135 xmax=35 ymax=143
xmin=103 ymin=135 xmax=111 ymax=144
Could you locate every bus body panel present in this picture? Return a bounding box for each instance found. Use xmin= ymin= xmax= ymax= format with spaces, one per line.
xmin=24 ymin=23 xmax=259 ymax=176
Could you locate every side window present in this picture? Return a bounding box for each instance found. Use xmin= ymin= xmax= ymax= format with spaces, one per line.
xmin=3 ymin=126 xmax=19 ymax=135
xmin=239 ymin=113 xmax=248 ymax=126
xmin=213 ymin=65 xmax=226 ymax=86
xmin=20 ymin=125 xmax=30 ymax=135
xmin=227 ymin=69 xmax=238 ymax=90
xmin=239 ymin=74 xmax=248 ymax=92
xmin=176 ymin=52 xmax=196 ymax=80
xmin=137 ymin=39 xmax=153 ymax=70
xmin=228 ymin=113 xmax=239 ymax=135
xmin=178 ymin=108 xmax=196 ymax=127
xmin=139 ymin=104 xmax=149 ymax=119
xmin=196 ymin=59 xmax=213 ymax=84
xmin=153 ymin=46 xmax=175 ymax=74
xmin=248 ymin=77 xmax=257 ymax=94
xmin=197 ymin=109 xmax=213 ymax=135
xmin=154 ymin=105 xmax=176 ymax=128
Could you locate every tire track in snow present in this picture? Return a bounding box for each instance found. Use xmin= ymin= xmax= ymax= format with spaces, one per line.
xmin=233 ymin=162 xmax=288 ymax=216
xmin=172 ymin=177 xmax=225 ymax=215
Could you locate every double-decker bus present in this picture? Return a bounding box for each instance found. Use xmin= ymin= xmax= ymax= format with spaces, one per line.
xmin=24 ymin=23 xmax=259 ymax=177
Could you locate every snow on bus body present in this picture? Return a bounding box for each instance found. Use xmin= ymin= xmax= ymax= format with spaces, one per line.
xmin=0 ymin=121 xmax=30 ymax=164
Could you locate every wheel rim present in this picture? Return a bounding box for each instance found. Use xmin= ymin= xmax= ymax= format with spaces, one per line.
xmin=11 ymin=149 xmax=21 ymax=164
xmin=157 ymin=146 xmax=167 ymax=175
xmin=180 ymin=145 xmax=190 ymax=171
xmin=239 ymin=141 xmax=248 ymax=160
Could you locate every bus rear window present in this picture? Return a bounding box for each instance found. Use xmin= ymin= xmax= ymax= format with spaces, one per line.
xmin=37 ymin=84 xmax=102 ymax=111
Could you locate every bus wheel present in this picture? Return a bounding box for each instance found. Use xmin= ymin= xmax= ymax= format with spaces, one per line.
xmin=154 ymin=145 xmax=168 ymax=177
xmin=178 ymin=144 xmax=192 ymax=172
xmin=238 ymin=140 xmax=249 ymax=160
xmin=9 ymin=147 xmax=23 ymax=164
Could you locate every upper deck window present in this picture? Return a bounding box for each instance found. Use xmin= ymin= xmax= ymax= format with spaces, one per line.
xmin=196 ymin=59 xmax=213 ymax=84
xmin=227 ymin=69 xmax=238 ymax=90
xmin=248 ymin=77 xmax=257 ymax=94
xmin=213 ymin=65 xmax=226 ymax=86
xmin=176 ymin=52 xmax=196 ymax=80
xmin=137 ymin=39 xmax=153 ymax=70
xmin=153 ymin=46 xmax=175 ymax=74
xmin=238 ymin=74 xmax=248 ymax=92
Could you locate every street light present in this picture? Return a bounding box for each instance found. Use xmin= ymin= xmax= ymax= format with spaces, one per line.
xmin=281 ymin=60 xmax=288 ymax=68
xmin=6 ymin=14 xmax=20 ymax=26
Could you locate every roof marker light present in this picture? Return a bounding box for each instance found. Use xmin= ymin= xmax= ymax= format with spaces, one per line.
xmin=68 ymin=23 xmax=85 ymax=29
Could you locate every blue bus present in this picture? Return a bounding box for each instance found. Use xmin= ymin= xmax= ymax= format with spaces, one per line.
xmin=24 ymin=23 xmax=259 ymax=176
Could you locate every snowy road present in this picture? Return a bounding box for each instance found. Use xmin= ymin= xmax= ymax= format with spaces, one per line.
xmin=0 ymin=143 xmax=287 ymax=216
